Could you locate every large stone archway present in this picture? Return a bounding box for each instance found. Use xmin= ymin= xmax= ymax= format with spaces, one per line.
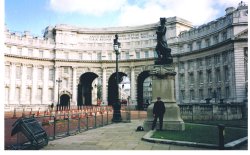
xmin=78 ymin=72 xmax=98 ymax=106
xmin=137 ymin=71 xmax=150 ymax=110
xmin=108 ymin=72 xmax=127 ymax=106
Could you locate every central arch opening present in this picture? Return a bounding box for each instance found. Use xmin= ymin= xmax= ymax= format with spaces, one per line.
xmin=77 ymin=72 xmax=98 ymax=106
xmin=108 ymin=72 xmax=127 ymax=106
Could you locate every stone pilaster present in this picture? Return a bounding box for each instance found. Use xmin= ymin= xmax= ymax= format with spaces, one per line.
xmin=20 ymin=64 xmax=27 ymax=103
xmin=72 ymin=67 xmax=77 ymax=104
xmin=42 ymin=66 xmax=49 ymax=104
xmin=31 ymin=65 xmax=38 ymax=104
xmin=54 ymin=66 xmax=60 ymax=103
xmin=102 ymin=67 xmax=107 ymax=105
xmin=130 ymin=66 xmax=136 ymax=105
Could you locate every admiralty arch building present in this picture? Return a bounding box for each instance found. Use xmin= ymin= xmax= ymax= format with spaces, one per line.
xmin=4 ymin=3 xmax=248 ymax=111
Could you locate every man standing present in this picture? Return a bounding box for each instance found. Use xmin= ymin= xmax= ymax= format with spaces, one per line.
xmin=152 ymin=97 xmax=165 ymax=130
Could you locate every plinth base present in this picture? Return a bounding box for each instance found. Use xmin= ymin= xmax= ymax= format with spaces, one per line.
xmin=143 ymin=120 xmax=185 ymax=131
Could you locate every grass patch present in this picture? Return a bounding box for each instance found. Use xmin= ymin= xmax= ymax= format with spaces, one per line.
xmin=185 ymin=119 xmax=248 ymax=128
xmin=151 ymin=123 xmax=247 ymax=145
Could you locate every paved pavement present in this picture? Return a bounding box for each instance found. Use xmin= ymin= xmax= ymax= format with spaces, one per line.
xmin=42 ymin=120 xmax=247 ymax=150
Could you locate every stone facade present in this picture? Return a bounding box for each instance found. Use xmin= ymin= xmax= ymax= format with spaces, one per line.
xmin=4 ymin=3 xmax=248 ymax=111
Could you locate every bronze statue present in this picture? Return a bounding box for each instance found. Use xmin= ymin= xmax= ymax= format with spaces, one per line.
xmin=155 ymin=18 xmax=173 ymax=65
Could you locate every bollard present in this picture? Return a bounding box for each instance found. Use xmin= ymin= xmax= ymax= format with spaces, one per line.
xmin=78 ymin=113 xmax=81 ymax=132
xmin=218 ymin=124 xmax=225 ymax=150
xmin=94 ymin=112 xmax=97 ymax=128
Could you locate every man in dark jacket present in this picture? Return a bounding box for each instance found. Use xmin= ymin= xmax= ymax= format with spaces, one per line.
xmin=152 ymin=97 xmax=165 ymax=130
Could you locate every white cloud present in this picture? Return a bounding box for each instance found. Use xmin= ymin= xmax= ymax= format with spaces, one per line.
xmin=49 ymin=0 xmax=127 ymax=16
xmin=49 ymin=0 xmax=242 ymax=27
xmin=118 ymin=0 xmax=241 ymax=26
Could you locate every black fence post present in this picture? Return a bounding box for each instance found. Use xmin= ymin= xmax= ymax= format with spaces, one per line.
xmin=101 ymin=112 xmax=104 ymax=126
xmin=86 ymin=113 xmax=89 ymax=130
xmin=67 ymin=112 xmax=70 ymax=136
xmin=107 ymin=110 xmax=109 ymax=125
xmin=94 ymin=112 xmax=97 ymax=128
xmin=53 ymin=116 xmax=56 ymax=140
xmin=218 ymin=124 xmax=225 ymax=150
xmin=78 ymin=113 xmax=81 ymax=132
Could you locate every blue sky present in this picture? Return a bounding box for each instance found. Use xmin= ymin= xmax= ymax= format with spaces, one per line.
xmin=5 ymin=0 xmax=242 ymax=36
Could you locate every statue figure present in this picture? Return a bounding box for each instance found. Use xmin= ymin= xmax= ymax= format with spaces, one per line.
xmin=155 ymin=17 xmax=173 ymax=65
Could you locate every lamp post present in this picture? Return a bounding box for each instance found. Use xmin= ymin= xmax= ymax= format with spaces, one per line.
xmin=112 ymin=34 xmax=122 ymax=122
xmin=56 ymin=78 xmax=62 ymax=111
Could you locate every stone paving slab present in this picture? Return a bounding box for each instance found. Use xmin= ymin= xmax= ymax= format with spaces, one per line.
xmin=42 ymin=120 xmax=247 ymax=150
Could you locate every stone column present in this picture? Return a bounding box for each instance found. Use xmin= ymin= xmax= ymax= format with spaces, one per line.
xmin=102 ymin=67 xmax=107 ymax=105
xmin=31 ymin=65 xmax=38 ymax=104
xmin=20 ymin=64 xmax=27 ymax=104
xmin=9 ymin=62 xmax=16 ymax=104
xmin=143 ymin=65 xmax=185 ymax=131
xmin=42 ymin=66 xmax=49 ymax=104
xmin=72 ymin=67 xmax=77 ymax=105
xmin=130 ymin=66 xmax=136 ymax=105
xmin=54 ymin=66 xmax=60 ymax=103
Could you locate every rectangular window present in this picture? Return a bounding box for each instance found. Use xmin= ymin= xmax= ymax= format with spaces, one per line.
xmin=207 ymin=70 xmax=212 ymax=83
xmin=144 ymin=51 xmax=149 ymax=58
xmin=49 ymin=68 xmax=54 ymax=81
xmin=180 ymin=75 xmax=185 ymax=86
xmin=65 ymin=52 xmax=69 ymax=59
xmin=213 ymin=35 xmax=219 ymax=44
xmin=181 ymin=90 xmax=185 ymax=100
xmin=26 ymin=88 xmax=31 ymax=103
xmin=136 ymin=52 xmax=140 ymax=59
xmin=79 ymin=53 xmax=83 ymax=60
xmin=189 ymin=73 xmax=194 ymax=85
xmin=108 ymin=53 xmax=112 ymax=60
xmin=224 ymin=67 xmax=229 ymax=81
xmin=225 ymin=87 xmax=230 ymax=99
xmin=196 ymin=41 xmax=201 ymax=50
xmin=180 ymin=62 xmax=184 ymax=70
xmin=126 ymin=52 xmax=130 ymax=59
xmin=16 ymin=66 xmax=21 ymax=80
xmin=222 ymin=31 xmax=227 ymax=41
xmin=37 ymin=68 xmax=43 ymax=81
xmin=198 ymin=71 xmax=203 ymax=84
xmin=64 ymin=67 xmax=68 ymax=74
xmin=208 ymin=88 xmax=212 ymax=98
xmin=216 ymin=69 xmax=221 ymax=82
xmin=223 ymin=52 xmax=228 ymax=63
xmin=50 ymin=51 xmax=54 ymax=58
xmin=39 ymin=50 xmax=43 ymax=58
xmin=37 ymin=88 xmax=42 ymax=101
xmin=188 ymin=60 xmax=194 ymax=70
xmin=199 ymin=89 xmax=204 ymax=100
xmin=215 ymin=54 xmax=220 ymax=65
xmin=17 ymin=48 xmax=22 ymax=55
xmin=28 ymin=49 xmax=33 ymax=57
xmin=190 ymin=90 xmax=195 ymax=100
xmin=206 ymin=57 xmax=211 ymax=66
xmin=97 ymin=53 xmax=102 ymax=60
xmin=27 ymin=67 xmax=32 ymax=80
xmin=15 ymin=87 xmax=20 ymax=103
xmin=217 ymin=87 xmax=221 ymax=99
xmin=188 ymin=44 xmax=192 ymax=51
xmin=5 ymin=65 xmax=10 ymax=79
xmin=197 ymin=58 xmax=203 ymax=68
xmin=205 ymin=38 xmax=210 ymax=47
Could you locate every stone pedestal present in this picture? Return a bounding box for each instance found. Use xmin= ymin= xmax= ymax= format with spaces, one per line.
xmin=143 ymin=65 xmax=185 ymax=131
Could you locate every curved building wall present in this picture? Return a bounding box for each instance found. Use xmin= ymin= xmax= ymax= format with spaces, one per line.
xmin=4 ymin=4 xmax=248 ymax=111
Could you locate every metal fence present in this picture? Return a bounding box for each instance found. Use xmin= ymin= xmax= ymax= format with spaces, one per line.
xmin=5 ymin=106 xmax=147 ymax=149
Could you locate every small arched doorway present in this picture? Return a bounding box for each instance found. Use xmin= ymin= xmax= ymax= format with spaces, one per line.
xmin=60 ymin=94 xmax=71 ymax=110
xmin=137 ymin=71 xmax=151 ymax=110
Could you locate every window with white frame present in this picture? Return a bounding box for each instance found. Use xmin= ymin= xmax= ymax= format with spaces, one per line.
xmin=214 ymin=54 xmax=220 ymax=65
xmin=27 ymin=67 xmax=32 ymax=80
xmin=196 ymin=41 xmax=201 ymax=50
xmin=37 ymin=88 xmax=42 ymax=101
xmin=190 ymin=90 xmax=195 ymax=100
xmin=16 ymin=66 xmax=21 ymax=80
xmin=136 ymin=52 xmax=140 ymax=59
xmin=199 ymin=89 xmax=204 ymax=100
xmin=28 ymin=49 xmax=33 ymax=57
xmin=49 ymin=68 xmax=54 ymax=81
xmin=126 ymin=52 xmax=130 ymax=59
xmin=208 ymin=88 xmax=212 ymax=98
xmin=198 ymin=71 xmax=203 ymax=84
xmin=39 ymin=50 xmax=43 ymax=58
xmin=213 ymin=35 xmax=219 ymax=44
xmin=205 ymin=38 xmax=210 ymax=47
xmin=108 ymin=53 xmax=112 ymax=60
xmin=216 ymin=69 xmax=221 ymax=82
xmin=97 ymin=53 xmax=102 ymax=60
xmin=225 ymin=86 xmax=230 ymax=99
xmin=144 ymin=51 xmax=149 ymax=58
xmin=207 ymin=70 xmax=212 ymax=83
xmin=224 ymin=66 xmax=229 ymax=81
